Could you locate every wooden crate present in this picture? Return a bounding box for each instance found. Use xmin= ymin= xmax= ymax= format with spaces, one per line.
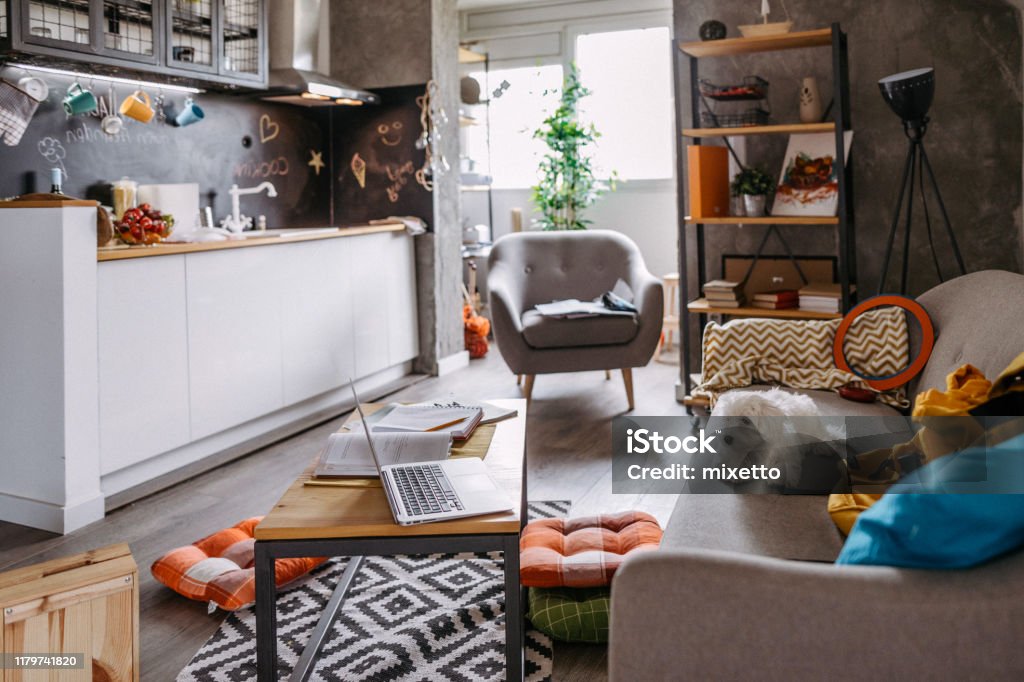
xmin=0 ymin=544 xmax=139 ymax=682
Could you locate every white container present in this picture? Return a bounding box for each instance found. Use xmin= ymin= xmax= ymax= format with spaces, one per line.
xmin=800 ymin=77 xmax=823 ymax=124
xmin=137 ymin=183 xmax=200 ymax=231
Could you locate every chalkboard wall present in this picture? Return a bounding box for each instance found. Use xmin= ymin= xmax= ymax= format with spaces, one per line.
xmin=0 ymin=69 xmax=432 ymax=230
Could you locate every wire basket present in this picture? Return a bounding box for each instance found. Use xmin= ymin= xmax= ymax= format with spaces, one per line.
xmin=698 ymin=76 xmax=769 ymax=101
xmin=701 ymin=108 xmax=771 ymax=128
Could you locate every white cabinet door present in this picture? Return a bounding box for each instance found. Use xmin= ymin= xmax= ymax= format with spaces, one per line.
xmin=186 ymin=248 xmax=285 ymax=440
xmin=384 ymin=232 xmax=419 ymax=365
xmin=98 ymin=257 xmax=191 ymax=475
xmin=348 ymin=232 xmax=392 ymax=378
xmin=279 ymin=239 xmax=355 ymax=405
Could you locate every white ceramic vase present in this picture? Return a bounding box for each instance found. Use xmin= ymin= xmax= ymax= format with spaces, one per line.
xmin=799 ymin=77 xmax=823 ymax=124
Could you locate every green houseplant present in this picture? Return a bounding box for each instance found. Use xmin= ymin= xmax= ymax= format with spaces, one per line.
xmin=531 ymin=64 xmax=610 ymax=230
xmin=731 ymin=167 xmax=774 ymax=216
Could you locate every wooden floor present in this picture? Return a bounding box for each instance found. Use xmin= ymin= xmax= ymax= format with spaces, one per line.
xmin=0 ymin=350 xmax=686 ymax=681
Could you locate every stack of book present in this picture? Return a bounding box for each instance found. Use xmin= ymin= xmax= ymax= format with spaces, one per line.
xmin=798 ymin=283 xmax=851 ymax=313
xmin=750 ymin=289 xmax=799 ymax=310
xmin=702 ymin=279 xmax=745 ymax=308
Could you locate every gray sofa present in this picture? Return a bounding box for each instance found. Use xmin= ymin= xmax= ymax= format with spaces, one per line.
xmin=609 ymin=270 xmax=1024 ymax=680
xmin=488 ymin=230 xmax=663 ymax=408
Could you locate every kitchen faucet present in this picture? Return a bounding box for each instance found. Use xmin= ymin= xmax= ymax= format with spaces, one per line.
xmin=221 ymin=181 xmax=278 ymax=233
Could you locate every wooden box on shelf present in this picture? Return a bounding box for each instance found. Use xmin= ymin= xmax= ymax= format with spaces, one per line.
xmin=0 ymin=544 xmax=139 ymax=682
xmin=686 ymin=145 xmax=730 ymax=219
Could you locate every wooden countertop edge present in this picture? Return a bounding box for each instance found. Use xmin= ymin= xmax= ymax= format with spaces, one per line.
xmin=97 ymin=223 xmax=407 ymax=261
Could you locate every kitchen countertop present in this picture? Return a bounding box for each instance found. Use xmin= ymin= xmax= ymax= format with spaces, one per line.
xmin=96 ymin=223 xmax=406 ymax=262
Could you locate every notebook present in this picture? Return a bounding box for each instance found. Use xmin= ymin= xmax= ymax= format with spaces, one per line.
xmin=407 ymin=400 xmax=518 ymax=425
xmin=314 ymin=430 xmax=452 ymax=479
xmin=372 ymin=405 xmax=483 ymax=440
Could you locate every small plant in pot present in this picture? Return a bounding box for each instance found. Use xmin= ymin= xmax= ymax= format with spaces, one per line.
xmin=731 ymin=167 xmax=774 ymax=217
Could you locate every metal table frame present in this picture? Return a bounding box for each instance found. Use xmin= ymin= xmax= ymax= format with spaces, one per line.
xmin=254 ymin=530 xmax=525 ymax=681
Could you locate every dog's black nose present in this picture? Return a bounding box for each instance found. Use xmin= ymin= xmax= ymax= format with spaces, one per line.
xmin=724 ymin=435 xmax=734 ymax=445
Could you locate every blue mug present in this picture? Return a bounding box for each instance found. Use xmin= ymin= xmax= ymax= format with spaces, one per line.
xmin=175 ymin=97 xmax=204 ymax=127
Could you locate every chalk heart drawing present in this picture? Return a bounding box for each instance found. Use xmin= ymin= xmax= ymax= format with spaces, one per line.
xmin=350 ymin=152 xmax=366 ymax=188
xmin=259 ymin=114 xmax=280 ymax=143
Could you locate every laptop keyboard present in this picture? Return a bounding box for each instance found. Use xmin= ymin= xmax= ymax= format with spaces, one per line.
xmin=393 ymin=464 xmax=465 ymax=516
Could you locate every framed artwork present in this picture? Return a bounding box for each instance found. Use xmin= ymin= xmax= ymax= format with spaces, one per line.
xmin=771 ymin=131 xmax=854 ymax=217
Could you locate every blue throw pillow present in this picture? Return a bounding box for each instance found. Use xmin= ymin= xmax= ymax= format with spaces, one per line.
xmin=837 ymin=432 xmax=1024 ymax=568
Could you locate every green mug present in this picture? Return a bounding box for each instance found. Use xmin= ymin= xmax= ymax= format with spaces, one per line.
xmin=63 ymin=83 xmax=97 ymax=115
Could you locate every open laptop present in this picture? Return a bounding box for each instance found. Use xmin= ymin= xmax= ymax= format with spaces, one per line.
xmin=349 ymin=382 xmax=514 ymax=525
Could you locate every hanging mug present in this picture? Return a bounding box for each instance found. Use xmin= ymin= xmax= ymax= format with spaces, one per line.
xmin=63 ymin=83 xmax=97 ymax=115
xmin=120 ymin=89 xmax=154 ymax=123
xmin=174 ymin=97 xmax=205 ymax=127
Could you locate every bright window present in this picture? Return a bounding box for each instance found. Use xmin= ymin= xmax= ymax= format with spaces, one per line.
xmin=465 ymin=63 xmax=564 ymax=189
xmin=576 ymin=26 xmax=674 ymax=181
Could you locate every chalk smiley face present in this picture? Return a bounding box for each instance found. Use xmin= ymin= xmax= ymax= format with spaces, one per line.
xmin=377 ymin=121 xmax=403 ymax=146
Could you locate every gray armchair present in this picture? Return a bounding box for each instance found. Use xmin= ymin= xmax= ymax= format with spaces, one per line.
xmin=487 ymin=230 xmax=663 ymax=408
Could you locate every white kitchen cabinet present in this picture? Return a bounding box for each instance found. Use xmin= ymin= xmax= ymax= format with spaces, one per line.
xmin=279 ymin=239 xmax=356 ymax=405
xmin=98 ymin=257 xmax=192 ymax=475
xmin=348 ymin=232 xmax=393 ymax=378
xmin=384 ymin=230 xmax=420 ymax=366
xmin=186 ymin=247 xmax=285 ymax=440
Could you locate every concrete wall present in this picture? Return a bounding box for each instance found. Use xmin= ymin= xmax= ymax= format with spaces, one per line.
xmin=674 ymin=0 xmax=1023 ymax=299
xmin=329 ymin=0 xmax=432 ymax=88
xmin=331 ymin=0 xmax=466 ymax=374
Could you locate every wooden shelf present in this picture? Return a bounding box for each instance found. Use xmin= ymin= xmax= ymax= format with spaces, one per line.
xmin=683 ymin=122 xmax=835 ymax=138
xmin=459 ymin=46 xmax=487 ymax=64
xmin=679 ymin=28 xmax=833 ymax=58
xmin=688 ymin=298 xmax=842 ymax=320
xmin=685 ymin=215 xmax=838 ymax=225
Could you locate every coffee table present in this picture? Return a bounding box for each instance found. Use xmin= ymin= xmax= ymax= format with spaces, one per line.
xmin=253 ymin=398 xmax=528 ymax=681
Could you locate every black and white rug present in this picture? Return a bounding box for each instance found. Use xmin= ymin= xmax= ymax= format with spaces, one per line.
xmin=177 ymin=501 xmax=571 ymax=682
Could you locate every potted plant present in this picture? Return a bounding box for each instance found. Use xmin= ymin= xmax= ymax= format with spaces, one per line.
xmin=531 ymin=63 xmax=613 ymax=230
xmin=731 ymin=167 xmax=774 ymax=216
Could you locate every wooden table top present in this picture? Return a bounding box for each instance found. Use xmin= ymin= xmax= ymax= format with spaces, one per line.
xmin=255 ymin=399 xmax=527 ymax=541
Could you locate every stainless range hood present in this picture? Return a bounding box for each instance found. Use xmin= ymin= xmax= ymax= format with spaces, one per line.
xmin=263 ymin=0 xmax=379 ymax=107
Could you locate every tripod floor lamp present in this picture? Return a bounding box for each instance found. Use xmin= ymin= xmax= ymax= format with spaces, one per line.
xmin=877 ymin=67 xmax=967 ymax=295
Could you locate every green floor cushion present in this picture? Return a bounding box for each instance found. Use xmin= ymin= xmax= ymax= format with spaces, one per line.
xmin=527 ymin=586 xmax=611 ymax=643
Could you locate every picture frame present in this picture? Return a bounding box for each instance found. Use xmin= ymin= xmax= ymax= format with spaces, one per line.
xmin=771 ymin=131 xmax=854 ymax=217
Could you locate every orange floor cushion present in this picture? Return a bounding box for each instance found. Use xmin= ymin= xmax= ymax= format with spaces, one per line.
xmin=520 ymin=511 xmax=663 ymax=588
xmin=151 ymin=517 xmax=326 ymax=611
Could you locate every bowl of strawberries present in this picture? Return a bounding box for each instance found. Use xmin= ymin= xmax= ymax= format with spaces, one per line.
xmin=115 ymin=203 xmax=175 ymax=245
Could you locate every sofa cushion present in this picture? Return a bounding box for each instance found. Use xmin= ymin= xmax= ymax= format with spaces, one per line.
xmin=661 ymin=495 xmax=844 ymax=562
xmin=527 ymin=586 xmax=611 ymax=643
xmin=520 ymin=511 xmax=663 ymax=587
xmin=837 ymin=432 xmax=1024 ymax=568
xmin=521 ymin=309 xmax=638 ymax=349
xmin=151 ymin=517 xmax=326 ymax=611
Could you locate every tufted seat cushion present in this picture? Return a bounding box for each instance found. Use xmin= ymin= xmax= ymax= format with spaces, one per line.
xmin=520 ymin=511 xmax=663 ymax=587
xmin=521 ymin=309 xmax=638 ymax=349
xmin=151 ymin=517 xmax=326 ymax=611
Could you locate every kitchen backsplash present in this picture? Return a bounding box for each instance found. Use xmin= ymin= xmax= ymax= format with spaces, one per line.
xmin=0 ymin=69 xmax=432 ymax=230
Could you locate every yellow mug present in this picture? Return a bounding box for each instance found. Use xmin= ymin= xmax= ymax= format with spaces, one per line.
xmin=119 ymin=90 xmax=154 ymax=123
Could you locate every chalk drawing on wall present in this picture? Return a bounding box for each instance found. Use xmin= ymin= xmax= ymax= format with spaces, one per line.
xmin=351 ymin=153 xmax=366 ymax=188
xmin=377 ymin=121 xmax=403 ymax=146
xmin=385 ymin=161 xmax=415 ymax=203
xmin=308 ymin=149 xmax=325 ymax=176
xmin=259 ymin=114 xmax=280 ymax=143
xmin=37 ymin=137 xmax=68 ymax=179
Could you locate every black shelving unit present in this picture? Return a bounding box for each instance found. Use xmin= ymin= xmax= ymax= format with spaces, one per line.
xmin=673 ymin=23 xmax=857 ymax=407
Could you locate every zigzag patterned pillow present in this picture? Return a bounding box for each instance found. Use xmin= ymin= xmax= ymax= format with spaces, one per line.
xmin=697 ymin=306 xmax=909 ymax=408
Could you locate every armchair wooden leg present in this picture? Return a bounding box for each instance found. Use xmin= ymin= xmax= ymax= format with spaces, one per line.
xmin=523 ymin=375 xmax=536 ymax=401
xmin=517 ymin=374 xmax=523 ymax=386
xmin=604 ymin=369 xmax=611 ymax=380
xmin=621 ymin=368 xmax=634 ymax=411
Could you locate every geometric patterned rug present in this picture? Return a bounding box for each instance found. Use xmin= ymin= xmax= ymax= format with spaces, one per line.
xmin=177 ymin=501 xmax=571 ymax=682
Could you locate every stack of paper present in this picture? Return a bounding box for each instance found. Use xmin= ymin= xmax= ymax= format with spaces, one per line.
xmin=373 ymin=405 xmax=483 ymax=440
xmin=314 ymin=431 xmax=451 ymax=479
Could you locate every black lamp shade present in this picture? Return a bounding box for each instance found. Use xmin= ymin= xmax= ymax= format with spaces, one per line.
xmin=878 ymin=68 xmax=935 ymax=123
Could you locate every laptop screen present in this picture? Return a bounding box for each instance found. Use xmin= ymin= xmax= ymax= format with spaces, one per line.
xmin=348 ymin=380 xmax=384 ymax=477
